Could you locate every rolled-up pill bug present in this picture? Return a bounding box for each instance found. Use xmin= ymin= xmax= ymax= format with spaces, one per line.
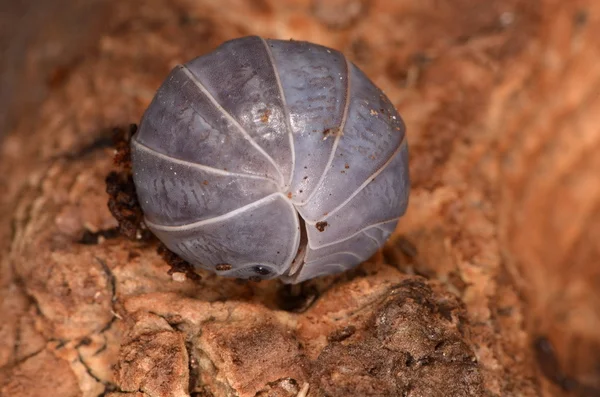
xmin=131 ymin=36 xmax=409 ymax=283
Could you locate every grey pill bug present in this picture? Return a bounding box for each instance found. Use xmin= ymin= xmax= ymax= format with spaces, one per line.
xmin=131 ymin=36 xmax=409 ymax=283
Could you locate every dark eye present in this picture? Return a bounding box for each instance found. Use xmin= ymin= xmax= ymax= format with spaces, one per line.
xmin=253 ymin=266 xmax=272 ymax=276
xmin=130 ymin=35 xmax=410 ymax=283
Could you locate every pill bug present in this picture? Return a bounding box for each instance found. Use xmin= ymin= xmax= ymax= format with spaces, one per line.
xmin=131 ymin=36 xmax=409 ymax=283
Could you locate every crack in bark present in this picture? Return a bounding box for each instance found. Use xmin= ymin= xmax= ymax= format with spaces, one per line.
xmin=11 ymin=314 xmax=22 ymax=365
xmin=52 ymin=132 xmax=114 ymax=163
xmin=95 ymin=256 xmax=121 ymax=335
xmin=92 ymin=333 xmax=109 ymax=357
xmin=77 ymin=349 xmax=121 ymax=397
xmin=142 ymin=307 xmax=237 ymax=395
xmin=534 ymin=336 xmax=600 ymax=397
xmin=0 ymin=348 xmax=45 ymax=371
xmin=186 ymin=341 xmax=200 ymax=396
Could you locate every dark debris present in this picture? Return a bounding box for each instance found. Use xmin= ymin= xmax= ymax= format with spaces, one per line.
xmin=277 ymin=283 xmax=319 ymax=313
xmin=315 ymin=221 xmax=328 ymax=232
xmin=105 ymin=124 xmax=152 ymax=241
xmin=158 ymin=243 xmax=202 ymax=282
xmin=78 ymin=227 xmax=120 ymax=245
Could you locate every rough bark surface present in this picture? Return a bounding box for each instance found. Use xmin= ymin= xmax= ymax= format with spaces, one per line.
xmin=1 ymin=0 xmax=598 ymax=396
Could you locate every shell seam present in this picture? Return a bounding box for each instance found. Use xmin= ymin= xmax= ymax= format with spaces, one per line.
xmin=147 ymin=191 xmax=301 ymax=275
xmin=132 ymin=138 xmax=279 ymax=184
xmin=305 ymin=136 xmax=407 ymax=225
xmin=305 ymin=250 xmax=364 ymax=264
xmin=179 ymin=64 xmax=286 ymax=187
xmin=261 ymin=37 xmax=295 ymax=190
xmin=145 ymin=192 xmax=285 ymax=231
xmin=294 ymin=54 xmax=352 ymax=207
xmin=363 ymin=230 xmax=384 ymax=249
xmin=307 ymin=217 xmax=400 ymax=250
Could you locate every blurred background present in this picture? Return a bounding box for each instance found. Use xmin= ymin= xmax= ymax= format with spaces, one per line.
xmin=0 ymin=0 xmax=114 ymax=139
xmin=1 ymin=0 xmax=598 ymax=396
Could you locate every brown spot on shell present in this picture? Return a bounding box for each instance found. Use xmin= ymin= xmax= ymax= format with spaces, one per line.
xmin=216 ymin=263 xmax=232 ymax=271
xmin=203 ymin=180 xmax=208 ymax=185
xmin=322 ymin=127 xmax=339 ymax=139
xmin=287 ymin=192 xmax=293 ymax=199
xmin=260 ymin=108 xmax=271 ymax=123
xmin=316 ymin=221 xmax=328 ymax=232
